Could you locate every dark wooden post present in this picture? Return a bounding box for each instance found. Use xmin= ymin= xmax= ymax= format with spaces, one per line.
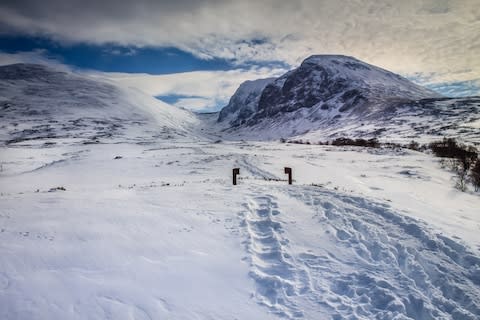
xmin=233 ymin=168 xmax=240 ymax=185
xmin=284 ymin=167 xmax=292 ymax=185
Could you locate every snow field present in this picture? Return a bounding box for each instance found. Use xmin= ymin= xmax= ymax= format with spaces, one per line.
xmin=1 ymin=140 xmax=480 ymax=319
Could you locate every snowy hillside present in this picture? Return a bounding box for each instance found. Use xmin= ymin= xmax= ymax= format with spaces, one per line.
xmin=0 ymin=64 xmax=198 ymax=146
xmin=1 ymin=62 xmax=480 ymax=319
xmin=301 ymin=96 xmax=480 ymax=144
xmin=218 ymin=55 xmax=480 ymax=144
xmin=224 ymin=96 xmax=480 ymax=144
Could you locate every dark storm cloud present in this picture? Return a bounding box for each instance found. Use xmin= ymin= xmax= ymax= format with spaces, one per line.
xmin=0 ymin=0 xmax=217 ymax=18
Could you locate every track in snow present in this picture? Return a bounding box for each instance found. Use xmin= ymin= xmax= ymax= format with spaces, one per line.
xmin=244 ymin=194 xmax=310 ymax=318
xmin=242 ymin=186 xmax=480 ymax=319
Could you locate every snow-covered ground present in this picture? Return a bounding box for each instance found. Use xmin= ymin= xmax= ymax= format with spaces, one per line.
xmin=1 ymin=63 xmax=479 ymax=319
xmin=1 ymin=138 xmax=479 ymax=319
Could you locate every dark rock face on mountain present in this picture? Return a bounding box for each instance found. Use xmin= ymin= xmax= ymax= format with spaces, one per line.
xmin=218 ymin=55 xmax=440 ymax=127
xmin=217 ymin=78 xmax=274 ymax=126
xmin=256 ymin=63 xmax=367 ymax=117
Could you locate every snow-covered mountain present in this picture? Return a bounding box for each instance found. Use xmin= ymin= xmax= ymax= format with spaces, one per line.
xmin=0 ymin=64 xmax=198 ymax=146
xmin=217 ymin=55 xmax=480 ymax=143
xmin=219 ymin=55 xmax=439 ymax=125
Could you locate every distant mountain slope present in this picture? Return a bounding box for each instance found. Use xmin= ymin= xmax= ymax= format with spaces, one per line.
xmin=217 ymin=55 xmax=480 ymax=144
xmin=0 ymin=64 xmax=198 ymax=146
xmin=299 ymin=96 xmax=480 ymax=144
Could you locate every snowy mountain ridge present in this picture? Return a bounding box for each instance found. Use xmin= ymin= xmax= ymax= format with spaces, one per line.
xmin=217 ymin=55 xmax=480 ymax=144
xmin=0 ymin=63 xmax=199 ymax=146
xmin=294 ymin=55 xmax=439 ymax=99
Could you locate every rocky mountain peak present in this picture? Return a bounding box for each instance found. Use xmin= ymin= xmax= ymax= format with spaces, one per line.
xmin=219 ymin=55 xmax=441 ymax=127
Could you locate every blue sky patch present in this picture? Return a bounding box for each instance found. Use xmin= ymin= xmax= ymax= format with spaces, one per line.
xmin=155 ymin=94 xmax=206 ymax=105
xmin=407 ymin=74 xmax=479 ymax=97
xmin=0 ymin=35 xmax=234 ymax=74
xmin=424 ymin=80 xmax=480 ymax=98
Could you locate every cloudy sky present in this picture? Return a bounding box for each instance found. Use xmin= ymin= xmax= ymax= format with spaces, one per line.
xmin=0 ymin=0 xmax=479 ymax=111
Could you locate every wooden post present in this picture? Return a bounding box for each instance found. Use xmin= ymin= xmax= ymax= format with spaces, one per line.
xmin=284 ymin=167 xmax=292 ymax=185
xmin=233 ymin=168 xmax=240 ymax=185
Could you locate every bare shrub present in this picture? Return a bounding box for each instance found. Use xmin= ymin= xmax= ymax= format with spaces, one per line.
xmin=428 ymin=138 xmax=478 ymax=192
xmin=407 ymin=140 xmax=420 ymax=151
xmin=331 ymin=137 xmax=380 ymax=148
xmin=471 ymin=160 xmax=480 ymax=192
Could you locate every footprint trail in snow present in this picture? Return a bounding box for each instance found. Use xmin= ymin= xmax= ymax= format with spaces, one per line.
xmin=244 ymin=194 xmax=311 ymax=318
xmin=242 ymin=186 xmax=480 ymax=319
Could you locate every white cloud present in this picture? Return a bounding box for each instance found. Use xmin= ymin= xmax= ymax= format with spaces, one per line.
xmin=87 ymin=67 xmax=286 ymax=111
xmin=0 ymin=49 xmax=286 ymax=111
xmin=175 ymin=97 xmax=216 ymax=112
